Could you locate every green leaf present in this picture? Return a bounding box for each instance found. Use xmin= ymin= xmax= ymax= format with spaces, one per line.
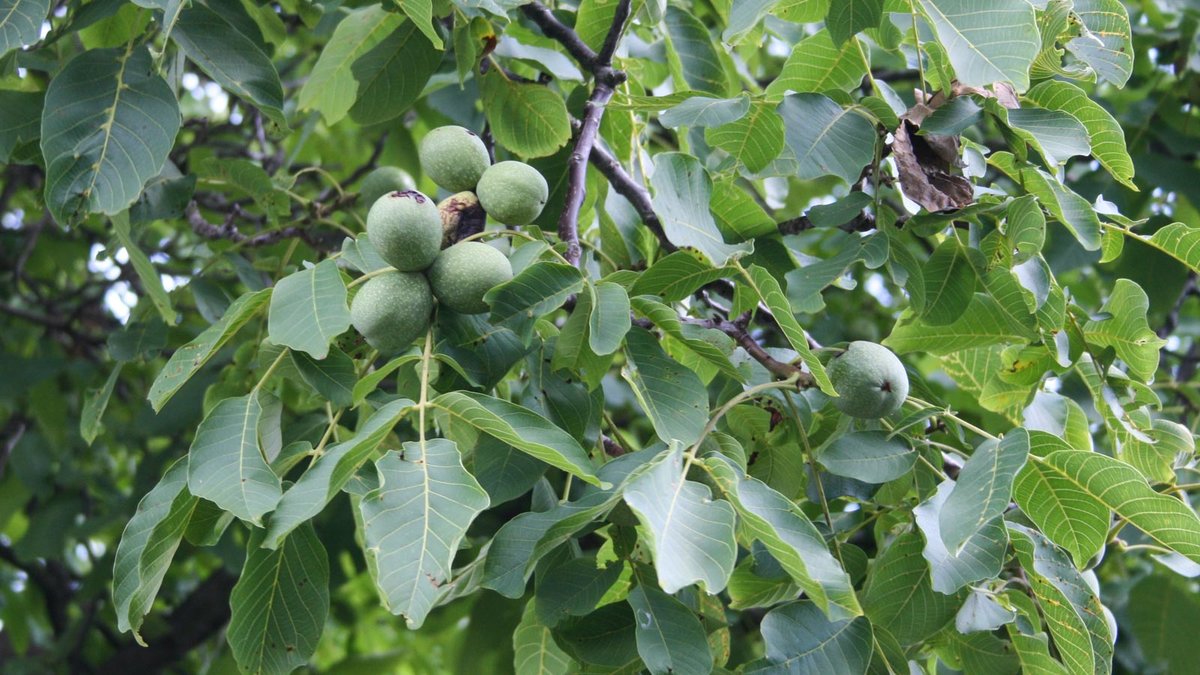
xmin=112 ymin=459 xmax=198 ymax=641
xmin=1005 ymin=195 xmax=1046 ymax=263
xmin=939 ymin=428 xmax=1029 ymax=552
xmin=1009 ymin=523 xmax=1113 ymax=675
xmin=914 ymin=481 xmax=1008 ymax=594
xmin=773 ymin=0 xmax=831 ymax=23
xmin=535 ymin=557 xmax=623 ymax=627
xmin=348 ymin=19 xmax=441 ymax=125
xmin=622 ymin=327 xmax=709 ymax=446
xmin=785 ymin=232 xmax=888 ymax=313
xmin=624 ymin=444 xmax=738 ymax=593
xmin=588 ymin=282 xmax=631 ymax=356
xmin=263 ymin=399 xmax=413 ymax=548
xmin=352 ymin=354 xmax=421 ymax=406
xmin=627 ymin=584 xmax=714 ymax=675
xmin=1033 ymin=451 xmax=1200 ymax=564
xmin=628 ymin=250 xmax=734 ymax=302
xmin=1024 ymin=80 xmax=1135 ymax=189
xmin=920 ymin=96 xmax=983 ymax=135
xmin=989 ymin=152 xmax=1101 ymax=251
xmin=471 ymin=436 xmax=547 ymax=506
xmin=482 ymin=451 xmax=654 ymax=597
xmin=765 ymin=30 xmax=867 ymax=96
xmin=863 ymin=532 xmax=960 ymax=644
xmin=744 ymin=601 xmax=874 ymax=674
xmin=916 ymin=0 xmax=1039 ymax=90
xmin=0 ymin=89 xmax=43 ymax=163
xmin=1065 ymin=0 xmax=1133 ymax=88
xmin=1136 ymin=222 xmax=1200 ymax=275
xmin=956 ymin=590 xmax=1017 ymax=633
xmin=147 ymin=288 xmax=271 ymax=411
xmin=724 ymin=0 xmax=781 ymax=43
xmin=1121 ymin=417 xmax=1193 ymax=485
xmin=1012 ymin=442 xmax=1108 ymax=568
xmin=778 ymin=93 xmax=876 ymax=185
xmin=196 ymin=156 xmax=289 ymax=218
xmin=819 ymin=430 xmax=916 ymax=483
xmin=360 ymin=440 xmax=490 ymax=628
xmin=268 ymin=260 xmax=351 ymax=360
xmin=1002 ymin=106 xmax=1092 ymax=168
xmin=710 ymin=179 xmax=778 ymax=243
xmin=1007 ymin=627 xmax=1070 ymax=675
xmin=480 ymin=69 xmax=572 ymax=158
xmin=705 ymin=102 xmax=786 ymax=173
xmin=433 ymin=391 xmax=603 ymax=487
xmin=554 ymin=603 xmax=641 ymax=669
xmin=650 ymin=152 xmax=751 ymax=265
xmin=739 ymin=264 xmax=837 ymax=395
xmin=705 ymin=456 xmax=862 ymax=620
xmin=292 ymin=348 xmax=356 ymax=407
xmin=631 ymin=296 xmax=743 ymax=381
xmin=826 ymin=0 xmax=883 ymax=45
xmin=394 ymin=0 xmax=444 ymax=49
xmin=1083 ymin=279 xmax=1166 ymax=383
xmin=486 ymin=261 xmax=583 ymax=337
xmin=664 ymin=5 xmax=728 ymax=95
xmin=187 ymin=394 xmax=281 ymax=524
xmin=921 ymin=238 xmax=977 ymax=326
xmin=297 ymin=6 xmax=403 ymax=125
xmin=228 ymin=523 xmax=329 ymax=675
xmin=81 ymin=363 xmax=124 ymax=446
xmin=884 ymin=294 xmax=1035 ymax=355
xmin=1128 ymin=575 xmax=1200 ymax=674
xmin=514 ymin=601 xmax=573 ymax=675
xmin=41 ymin=45 xmax=180 ymax=223
xmin=659 ymin=94 xmax=750 ymax=128
xmin=0 ymin=0 xmax=49 ymax=56
xmin=173 ymin=6 xmax=287 ymax=127
xmin=111 ymin=213 xmax=178 ymax=324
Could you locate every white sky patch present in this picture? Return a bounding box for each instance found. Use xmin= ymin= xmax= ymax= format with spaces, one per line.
xmin=2 ymin=209 xmax=25 ymax=229
xmin=105 ymin=282 xmax=137 ymax=324
xmin=864 ymin=273 xmax=894 ymax=306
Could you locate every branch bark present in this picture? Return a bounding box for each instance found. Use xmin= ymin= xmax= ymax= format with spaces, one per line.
xmin=101 ymin=570 xmax=236 ymax=671
xmin=534 ymin=0 xmax=632 ymax=266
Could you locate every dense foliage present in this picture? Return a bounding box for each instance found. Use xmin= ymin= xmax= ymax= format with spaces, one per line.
xmin=3 ymin=0 xmax=1200 ymax=673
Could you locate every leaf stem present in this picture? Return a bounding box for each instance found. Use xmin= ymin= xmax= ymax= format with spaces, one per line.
xmin=251 ymin=349 xmax=289 ymax=394
xmin=905 ymin=396 xmax=998 ymax=441
xmin=682 ymin=374 xmax=802 ymax=475
xmin=418 ymin=328 xmax=434 ymax=445
xmin=347 ymin=266 xmax=393 ymax=289
xmin=785 ymin=390 xmax=845 ymax=563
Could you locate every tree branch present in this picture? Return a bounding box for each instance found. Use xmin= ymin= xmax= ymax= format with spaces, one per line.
xmin=185 ymin=202 xmax=339 ymax=250
xmin=537 ymin=0 xmax=631 ymax=266
xmin=682 ymin=316 xmax=815 ymax=386
xmin=101 ymin=570 xmax=237 ymax=671
xmin=585 ymin=140 xmax=673 ymax=252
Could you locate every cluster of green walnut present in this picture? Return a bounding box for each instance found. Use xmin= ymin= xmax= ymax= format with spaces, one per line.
xmin=349 ymin=126 xmax=549 ymax=354
xmin=827 ymin=341 xmax=910 ymax=419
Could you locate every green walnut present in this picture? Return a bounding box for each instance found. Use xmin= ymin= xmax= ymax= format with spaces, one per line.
xmin=827 ymin=341 xmax=909 ymax=419
xmin=350 ymin=271 xmax=433 ymax=354
xmin=428 ymin=242 xmax=513 ymax=314
xmin=366 ymin=190 xmax=442 ymax=272
xmin=359 ymin=166 xmax=415 ymax=211
xmin=419 ymin=126 xmax=491 ymax=192
xmin=476 ymin=161 xmax=548 ymax=226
